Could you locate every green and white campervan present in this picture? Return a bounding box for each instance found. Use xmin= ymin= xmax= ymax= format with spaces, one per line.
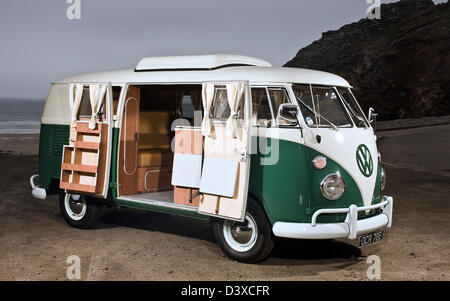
xmin=30 ymin=54 xmax=393 ymax=263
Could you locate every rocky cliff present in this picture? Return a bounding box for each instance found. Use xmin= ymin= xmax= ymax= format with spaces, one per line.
xmin=284 ymin=0 xmax=450 ymax=120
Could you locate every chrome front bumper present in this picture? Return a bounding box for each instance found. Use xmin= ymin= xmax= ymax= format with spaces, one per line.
xmin=272 ymin=196 xmax=393 ymax=240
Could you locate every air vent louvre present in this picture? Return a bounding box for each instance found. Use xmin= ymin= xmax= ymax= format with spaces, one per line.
xmin=50 ymin=126 xmax=69 ymax=157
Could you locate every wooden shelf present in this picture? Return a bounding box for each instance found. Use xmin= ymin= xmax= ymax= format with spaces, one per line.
xmin=60 ymin=182 xmax=97 ymax=194
xmin=76 ymin=122 xmax=102 ymax=134
xmin=61 ymin=163 xmax=98 ymax=174
xmin=74 ymin=141 xmax=100 ymax=150
xmin=60 ymin=120 xmax=107 ymax=196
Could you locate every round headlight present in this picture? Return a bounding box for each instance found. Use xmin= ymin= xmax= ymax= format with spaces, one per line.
xmin=312 ymin=155 xmax=327 ymax=170
xmin=320 ymin=174 xmax=345 ymax=200
xmin=380 ymin=167 xmax=386 ymax=191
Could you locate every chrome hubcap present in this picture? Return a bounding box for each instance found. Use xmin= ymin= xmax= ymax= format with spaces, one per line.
xmin=64 ymin=194 xmax=87 ymax=221
xmin=223 ymin=214 xmax=258 ymax=252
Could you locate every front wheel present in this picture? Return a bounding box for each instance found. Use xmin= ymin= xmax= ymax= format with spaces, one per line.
xmin=212 ymin=198 xmax=274 ymax=263
xmin=59 ymin=192 xmax=102 ymax=229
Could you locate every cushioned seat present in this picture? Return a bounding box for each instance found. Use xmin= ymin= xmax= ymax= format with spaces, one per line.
xmin=138 ymin=133 xmax=171 ymax=150
xmin=138 ymin=111 xmax=173 ymax=168
xmin=138 ymin=149 xmax=173 ymax=167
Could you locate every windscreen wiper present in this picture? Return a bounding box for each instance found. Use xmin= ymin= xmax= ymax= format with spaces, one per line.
xmin=342 ymin=99 xmax=368 ymax=127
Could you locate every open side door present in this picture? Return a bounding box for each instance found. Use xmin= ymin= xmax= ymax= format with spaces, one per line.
xmin=60 ymin=83 xmax=113 ymax=198
xmin=197 ymin=81 xmax=252 ymax=221
xmin=117 ymin=85 xmax=140 ymax=196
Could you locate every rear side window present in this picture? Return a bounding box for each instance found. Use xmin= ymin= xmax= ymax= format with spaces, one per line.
xmin=77 ymin=86 xmax=92 ymax=118
xmin=77 ymin=85 xmax=106 ymax=119
xmin=112 ymin=86 xmax=122 ymax=116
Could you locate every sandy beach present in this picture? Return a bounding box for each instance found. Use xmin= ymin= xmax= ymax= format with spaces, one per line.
xmin=0 ymin=134 xmax=40 ymax=156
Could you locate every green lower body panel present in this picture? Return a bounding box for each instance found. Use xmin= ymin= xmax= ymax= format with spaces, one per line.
xmin=37 ymin=124 xmax=381 ymax=227
xmin=38 ymin=124 xmax=70 ymax=191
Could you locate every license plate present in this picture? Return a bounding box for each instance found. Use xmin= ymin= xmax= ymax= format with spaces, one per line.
xmin=359 ymin=229 xmax=384 ymax=247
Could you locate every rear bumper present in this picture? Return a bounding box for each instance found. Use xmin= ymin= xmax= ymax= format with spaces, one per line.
xmin=30 ymin=174 xmax=47 ymax=200
xmin=272 ymin=196 xmax=393 ymax=240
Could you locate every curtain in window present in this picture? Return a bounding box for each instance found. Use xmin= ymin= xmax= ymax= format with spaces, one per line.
xmin=201 ymin=83 xmax=215 ymax=136
xmin=69 ymin=83 xmax=84 ymax=128
xmin=226 ymin=82 xmax=245 ymax=137
xmin=88 ymin=84 xmax=107 ymax=129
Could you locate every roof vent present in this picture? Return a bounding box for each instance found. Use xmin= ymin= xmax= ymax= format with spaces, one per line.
xmin=135 ymin=54 xmax=272 ymax=71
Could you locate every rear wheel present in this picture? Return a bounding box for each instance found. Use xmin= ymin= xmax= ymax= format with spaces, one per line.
xmin=59 ymin=192 xmax=102 ymax=229
xmin=212 ymin=198 xmax=274 ymax=263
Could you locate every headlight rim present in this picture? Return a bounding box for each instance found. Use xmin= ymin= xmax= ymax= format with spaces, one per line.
xmin=320 ymin=173 xmax=346 ymax=201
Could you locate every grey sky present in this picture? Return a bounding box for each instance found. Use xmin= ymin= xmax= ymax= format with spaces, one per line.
xmin=0 ymin=0 xmax=446 ymax=99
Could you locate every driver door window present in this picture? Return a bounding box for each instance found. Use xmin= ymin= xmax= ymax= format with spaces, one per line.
xmin=268 ymin=88 xmax=291 ymax=126
xmin=251 ymin=87 xmax=293 ymax=127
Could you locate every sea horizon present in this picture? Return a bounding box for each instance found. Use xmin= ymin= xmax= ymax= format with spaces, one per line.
xmin=0 ymin=98 xmax=45 ymax=134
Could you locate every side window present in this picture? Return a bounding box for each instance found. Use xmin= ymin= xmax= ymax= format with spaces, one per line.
xmin=210 ymin=87 xmax=244 ymax=123
xmin=251 ymin=88 xmax=272 ymax=127
xmin=210 ymin=88 xmax=229 ymax=122
xmin=77 ymin=85 xmax=107 ymax=120
xmin=112 ymin=86 xmax=122 ymax=116
xmin=268 ymin=88 xmax=290 ymax=123
xmin=77 ymin=86 xmax=92 ymax=118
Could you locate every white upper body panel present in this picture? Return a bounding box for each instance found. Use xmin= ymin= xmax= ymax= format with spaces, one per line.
xmin=44 ymin=55 xmax=351 ymax=125
xmin=54 ymin=67 xmax=350 ymax=88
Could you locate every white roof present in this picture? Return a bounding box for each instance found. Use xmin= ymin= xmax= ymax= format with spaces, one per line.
xmin=135 ymin=54 xmax=272 ymax=71
xmin=55 ymin=55 xmax=351 ymax=88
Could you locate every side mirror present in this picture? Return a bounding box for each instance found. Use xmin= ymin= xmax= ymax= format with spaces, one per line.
xmin=368 ymin=107 xmax=378 ymax=123
xmin=277 ymin=104 xmax=299 ymax=125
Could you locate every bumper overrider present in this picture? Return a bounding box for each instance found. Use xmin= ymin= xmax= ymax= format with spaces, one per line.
xmin=272 ymin=196 xmax=393 ymax=240
xmin=30 ymin=174 xmax=47 ymax=200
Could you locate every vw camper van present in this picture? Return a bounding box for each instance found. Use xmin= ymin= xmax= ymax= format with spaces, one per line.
xmin=30 ymin=54 xmax=393 ymax=263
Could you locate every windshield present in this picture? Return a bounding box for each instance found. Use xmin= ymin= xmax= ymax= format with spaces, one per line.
xmin=337 ymin=87 xmax=369 ymax=128
xmin=292 ymin=84 xmax=352 ymax=128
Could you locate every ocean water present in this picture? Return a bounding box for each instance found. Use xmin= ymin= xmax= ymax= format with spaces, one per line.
xmin=0 ymin=99 xmax=44 ymax=134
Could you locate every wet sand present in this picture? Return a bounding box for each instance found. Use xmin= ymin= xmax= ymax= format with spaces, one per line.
xmin=0 ymin=126 xmax=449 ymax=280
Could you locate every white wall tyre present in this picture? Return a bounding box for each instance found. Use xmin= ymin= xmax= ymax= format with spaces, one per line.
xmin=213 ymin=197 xmax=274 ymax=263
xmin=59 ymin=192 xmax=103 ymax=229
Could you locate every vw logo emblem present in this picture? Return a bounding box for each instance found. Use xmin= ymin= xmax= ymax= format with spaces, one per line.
xmin=356 ymin=144 xmax=373 ymax=177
